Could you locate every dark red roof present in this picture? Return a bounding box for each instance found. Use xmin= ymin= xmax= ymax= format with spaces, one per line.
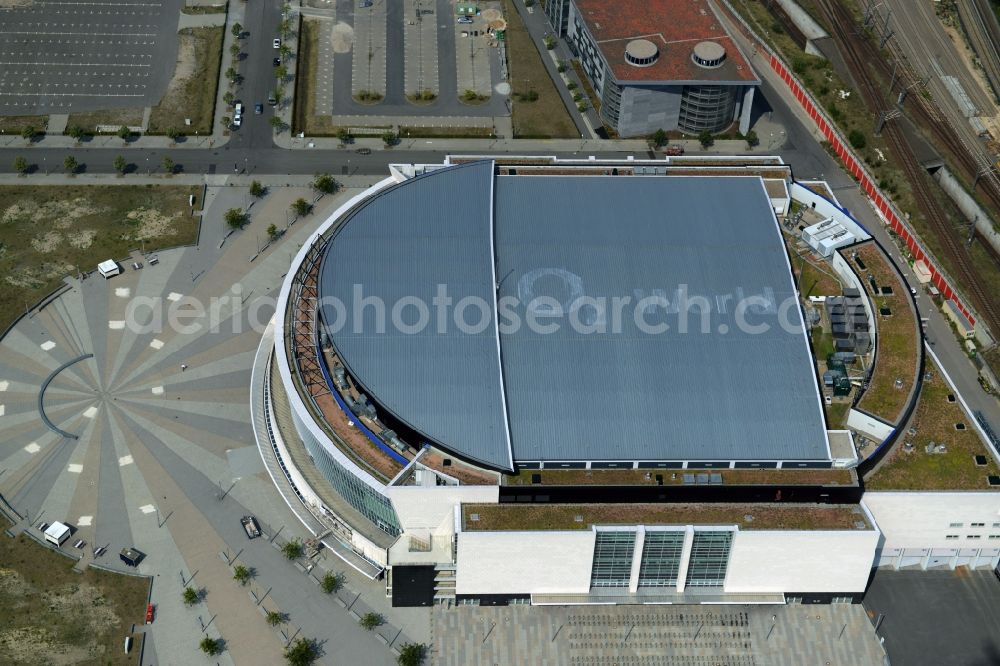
xmin=573 ymin=0 xmax=758 ymax=84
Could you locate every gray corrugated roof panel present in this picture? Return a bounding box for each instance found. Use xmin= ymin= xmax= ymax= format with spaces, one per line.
xmin=494 ymin=175 xmax=829 ymax=462
xmin=319 ymin=161 xmax=513 ymax=470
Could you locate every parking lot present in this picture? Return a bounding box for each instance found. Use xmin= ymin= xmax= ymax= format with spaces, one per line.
xmin=0 ymin=0 xmax=182 ymax=114
xmin=864 ymin=568 xmax=1000 ymax=666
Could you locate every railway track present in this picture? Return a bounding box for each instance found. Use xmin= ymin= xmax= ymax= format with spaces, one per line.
xmin=960 ymin=0 xmax=1000 ymax=105
xmin=814 ymin=0 xmax=1000 ymax=334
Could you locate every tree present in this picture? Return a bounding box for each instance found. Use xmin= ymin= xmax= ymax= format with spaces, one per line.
xmin=745 ymin=129 xmax=759 ymax=149
xmin=117 ymin=125 xmax=131 ymax=142
xmin=336 ymin=128 xmax=351 ymax=144
xmin=320 ymin=571 xmax=343 ymax=594
xmin=113 ymin=155 xmax=127 ymax=174
xmin=249 ymin=180 xmax=266 ymax=198
xmin=280 ymin=18 xmax=292 ymax=37
xmin=265 ymin=610 xmax=286 ymax=626
xmin=281 ymin=538 xmax=304 ymax=559
xmin=63 ymin=155 xmax=77 ymax=173
xmin=290 ymin=199 xmax=312 ymax=219
xmin=284 ymin=638 xmax=319 ymax=666
xmin=359 ymin=612 xmax=382 ymax=631
xmin=224 ymin=207 xmax=247 ymax=229
xmin=397 ymin=643 xmax=427 ymax=666
xmin=274 ymin=86 xmax=285 ymax=106
xmin=200 ymin=637 xmax=223 ymax=656
xmin=269 ymin=115 xmax=285 ymax=131
xmin=275 ymin=64 xmax=288 ymax=80
xmin=266 ymin=223 xmax=279 ymax=240
xmin=279 ymin=43 xmax=292 ymax=59
xmin=224 ymin=90 xmax=235 ymax=106
xmin=221 ymin=115 xmax=232 ymax=129
xmin=233 ymin=564 xmax=252 ymax=585
xmin=230 ymin=43 xmax=241 ymax=57
xmin=68 ymin=125 xmax=85 ymax=141
xmin=21 ymin=125 xmax=36 ymax=142
xmin=225 ymin=66 xmax=238 ymax=83
xmin=697 ymin=130 xmax=714 ymax=149
xmin=162 ymin=156 xmax=174 ymax=174
xmin=231 ymin=21 xmax=242 ymax=38
xmin=166 ymin=127 xmax=183 ymax=141
xmin=848 ymin=129 xmax=867 ymax=150
xmin=13 ymin=156 xmax=28 ymax=175
xmin=650 ymin=128 xmax=667 ymax=148
xmin=182 ymin=586 xmax=199 ymax=606
xmin=312 ymin=173 xmax=336 ymax=196
xmin=381 ymin=130 xmax=397 ymax=147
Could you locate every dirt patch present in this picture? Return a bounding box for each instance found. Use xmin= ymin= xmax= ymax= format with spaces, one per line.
xmin=66 ymin=108 xmax=144 ymax=133
xmin=68 ymin=229 xmax=98 ymax=249
xmin=0 ymin=0 xmax=32 ymax=7
xmin=147 ymin=26 xmax=223 ymax=134
xmin=127 ymin=207 xmax=183 ymax=240
xmin=0 ymin=519 xmax=148 ymax=666
xmin=30 ymin=231 xmax=62 ymax=253
xmin=331 ymin=21 xmax=354 ymax=53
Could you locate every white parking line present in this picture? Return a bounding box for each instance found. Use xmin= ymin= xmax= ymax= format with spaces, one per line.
xmin=151 ymin=386 xmax=164 ymax=395
xmin=0 ymin=92 xmax=145 ymax=97
xmin=118 ymin=455 xmax=134 ymax=466
xmin=139 ymin=504 xmax=156 ymax=514
xmin=83 ymin=405 xmax=98 ymax=418
xmin=0 ymin=380 xmax=8 ymax=391
xmin=0 ymin=405 xmax=5 ymax=417
xmin=0 ymin=31 xmax=157 ymax=37
xmin=166 ymin=292 xmax=183 ymax=302
xmin=68 ymin=463 xmax=83 ymax=473
xmin=77 ymin=515 xmax=93 ymax=526
xmin=149 ymin=339 xmax=163 ymax=349
xmin=115 ymin=287 xmax=131 ymax=298
xmin=40 ymin=340 xmax=55 ymax=351
xmin=24 ymin=442 xmax=40 ymax=454
xmin=0 ymin=61 xmax=151 ymax=67
xmin=109 ymin=321 xmax=125 ymax=330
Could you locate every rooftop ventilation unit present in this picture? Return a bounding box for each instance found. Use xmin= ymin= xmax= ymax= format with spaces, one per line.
xmin=692 ymin=41 xmax=726 ymax=68
xmin=625 ymin=39 xmax=659 ymax=67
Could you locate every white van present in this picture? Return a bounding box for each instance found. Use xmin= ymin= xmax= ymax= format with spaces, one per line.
xmin=97 ymin=259 xmax=121 ymax=279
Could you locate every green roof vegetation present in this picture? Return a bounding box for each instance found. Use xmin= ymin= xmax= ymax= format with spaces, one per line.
xmin=462 ymin=503 xmax=870 ymax=531
xmin=865 ymin=357 xmax=1000 ymax=490
xmin=852 ymin=243 xmax=919 ymax=423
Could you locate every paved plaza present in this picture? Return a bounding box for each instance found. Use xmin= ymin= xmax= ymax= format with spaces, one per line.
xmin=0 ymin=0 xmax=183 ymax=114
xmin=432 ymin=603 xmax=887 ymax=666
xmin=0 ymin=179 xmax=427 ymax=665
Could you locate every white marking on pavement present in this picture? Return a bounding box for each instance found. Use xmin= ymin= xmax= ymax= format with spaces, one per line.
xmin=0 ymin=380 xmax=8 ymax=391
xmin=118 ymin=455 xmax=134 ymax=467
xmin=151 ymin=386 xmax=164 ymax=395
xmin=77 ymin=515 xmax=92 ymax=526
xmin=40 ymin=340 xmax=56 ymax=351
xmin=139 ymin=504 xmax=156 ymax=514
xmin=68 ymin=463 xmax=83 ymax=473
xmin=166 ymin=292 xmax=182 ymax=302
xmin=109 ymin=320 xmax=125 ymax=330
xmin=83 ymin=405 xmax=98 ymax=418
xmin=25 ymin=442 xmax=40 ymax=454
xmin=115 ymin=287 xmax=131 ymax=297
xmin=149 ymin=339 xmax=163 ymax=349
xmin=0 ymin=405 xmax=4 ymax=417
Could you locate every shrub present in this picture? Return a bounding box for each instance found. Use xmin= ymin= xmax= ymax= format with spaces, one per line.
xmin=360 ymin=612 xmax=383 ymax=631
xmin=397 ymin=643 xmax=427 ymax=666
xmin=200 ymin=637 xmax=223 ymax=656
xmin=182 ymin=587 xmax=199 ymax=606
xmin=698 ymin=130 xmax=714 ymax=149
xmin=848 ymin=129 xmax=867 ymax=149
xmin=284 ymin=638 xmax=320 ymax=666
xmin=320 ymin=572 xmax=344 ymax=594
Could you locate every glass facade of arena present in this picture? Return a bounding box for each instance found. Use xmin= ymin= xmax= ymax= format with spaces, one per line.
xmin=638 ymin=530 xmax=685 ymax=587
xmin=290 ymin=406 xmax=402 ymax=537
xmin=678 ymin=85 xmax=738 ymax=133
xmin=685 ymin=531 xmax=733 ymax=587
xmin=591 ymin=531 xmax=636 ymax=587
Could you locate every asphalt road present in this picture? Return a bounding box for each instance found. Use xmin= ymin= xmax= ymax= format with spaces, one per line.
xmin=229 ymin=0 xmax=283 ymax=149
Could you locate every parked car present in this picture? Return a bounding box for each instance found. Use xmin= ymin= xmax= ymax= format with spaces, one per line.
xmin=273 ymin=38 xmax=281 ymax=49
xmin=234 ymin=101 xmax=244 ymax=115
xmin=273 ymin=57 xmax=281 ymax=67
xmin=664 ymin=145 xmax=684 ymax=156
xmin=355 ymin=147 xmax=371 ymax=155
xmin=254 ymin=103 xmax=263 ymax=115
xmin=232 ymin=113 xmax=242 ymax=128
xmin=241 ymin=515 xmax=261 ymax=539
xmin=457 ymin=16 xmax=473 ymax=23
xmin=268 ymin=92 xmax=277 ymax=106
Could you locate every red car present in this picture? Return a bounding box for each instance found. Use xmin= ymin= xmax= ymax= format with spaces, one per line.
xmin=145 ymin=603 xmax=154 ymax=624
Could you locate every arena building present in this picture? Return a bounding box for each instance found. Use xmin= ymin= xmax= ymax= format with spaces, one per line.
xmin=254 ymin=157 xmax=1000 ymax=608
xmin=546 ymin=0 xmax=760 ymax=136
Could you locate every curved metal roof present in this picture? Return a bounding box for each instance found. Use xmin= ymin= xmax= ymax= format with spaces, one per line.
xmin=319 ymin=164 xmax=830 ymax=471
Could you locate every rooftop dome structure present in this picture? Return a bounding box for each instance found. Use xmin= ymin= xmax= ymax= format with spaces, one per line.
xmin=624 ymin=39 xmax=659 ymax=67
xmin=692 ymin=40 xmax=727 ymax=68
